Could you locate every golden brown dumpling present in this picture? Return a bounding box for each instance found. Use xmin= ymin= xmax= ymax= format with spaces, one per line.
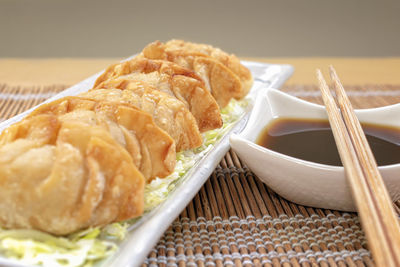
xmin=81 ymin=84 xmax=202 ymax=151
xmin=29 ymin=97 xmax=176 ymax=181
xmin=141 ymin=40 xmax=253 ymax=107
xmin=94 ymin=58 xmax=222 ymax=131
xmin=0 ymin=114 xmax=145 ymax=235
xmin=162 ymin=39 xmax=253 ymax=96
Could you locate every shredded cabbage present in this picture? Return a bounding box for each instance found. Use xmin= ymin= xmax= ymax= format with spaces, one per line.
xmin=0 ymin=98 xmax=249 ymax=267
xmin=0 ymin=228 xmax=117 ymax=267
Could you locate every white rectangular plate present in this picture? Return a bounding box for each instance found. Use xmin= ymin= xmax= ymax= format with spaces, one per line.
xmin=0 ymin=60 xmax=293 ymax=267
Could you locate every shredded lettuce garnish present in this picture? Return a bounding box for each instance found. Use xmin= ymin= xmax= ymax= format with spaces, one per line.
xmin=0 ymin=98 xmax=249 ymax=267
xmin=0 ymin=228 xmax=117 ymax=267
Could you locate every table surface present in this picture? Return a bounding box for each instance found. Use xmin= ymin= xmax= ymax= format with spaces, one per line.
xmin=1 ymin=57 xmax=400 ymax=86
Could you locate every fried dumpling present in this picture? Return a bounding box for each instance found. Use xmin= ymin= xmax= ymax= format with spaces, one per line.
xmin=81 ymin=85 xmax=202 ymax=151
xmin=0 ymin=114 xmax=145 ymax=235
xmin=162 ymin=39 xmax=253 ymax=96
xmin=94 ymin=58 xmax=222 ymax=131
xmin=29 ymin=97 xmax=176 ymax=180
xmin=140 ymin=40 xmax=253 ymax=107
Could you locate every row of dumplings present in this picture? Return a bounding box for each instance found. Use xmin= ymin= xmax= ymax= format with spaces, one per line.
xmin=0 ymin=40 xmax=253 ymax=235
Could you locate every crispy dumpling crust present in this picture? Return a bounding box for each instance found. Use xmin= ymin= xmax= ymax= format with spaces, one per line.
xmin=29 ymin=96 xmax=176 ymax=181
xmin=141 ymin=40 xmax=253 ymax=107
xmin=82 ymin=84 xmax=202 ymax=151
xmin=94 ymin=57 xmax=223 ymax=131
xmin=163 ymin=39 xmax=253 ymax=96
xmin=94 ymin=57 xmax=200 ymax=88
xmin=0 ymin=114 xmax=145 ymax=235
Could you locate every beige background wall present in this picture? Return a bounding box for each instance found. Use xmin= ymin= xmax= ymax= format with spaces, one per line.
xmin=0 ymin=0 xmax=399 ymax=58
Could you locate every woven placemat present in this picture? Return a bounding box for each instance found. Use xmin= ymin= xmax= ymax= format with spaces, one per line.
xmin=0 ymin=83 xmax=399 ymax=267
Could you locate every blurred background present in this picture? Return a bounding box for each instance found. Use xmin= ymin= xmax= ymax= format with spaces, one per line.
xmin=1 ymin=0 xmax=399 ymax=58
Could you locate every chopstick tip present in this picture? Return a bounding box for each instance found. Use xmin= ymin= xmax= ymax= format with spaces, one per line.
xmin=329 ymin=65 xmax=338 ymax=78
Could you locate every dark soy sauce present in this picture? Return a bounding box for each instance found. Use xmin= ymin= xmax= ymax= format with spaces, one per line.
xmin=256 ymin=118 xmax=400 ymax=166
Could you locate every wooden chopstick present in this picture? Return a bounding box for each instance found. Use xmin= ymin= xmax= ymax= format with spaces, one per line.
xmin=316 ymin=67 xmax=400 ymax=267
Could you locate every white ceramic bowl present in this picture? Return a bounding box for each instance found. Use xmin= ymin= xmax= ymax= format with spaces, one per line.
xmin=230 ymin=89 xmax=400 ymax=211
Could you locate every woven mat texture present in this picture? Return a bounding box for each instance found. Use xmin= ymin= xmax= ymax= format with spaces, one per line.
xmin=0 ymin=83 xmax=399 ymax=267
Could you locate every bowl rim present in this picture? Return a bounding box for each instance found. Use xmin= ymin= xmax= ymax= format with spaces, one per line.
xmin=234 ymin=89 xmax=400 ymax=171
